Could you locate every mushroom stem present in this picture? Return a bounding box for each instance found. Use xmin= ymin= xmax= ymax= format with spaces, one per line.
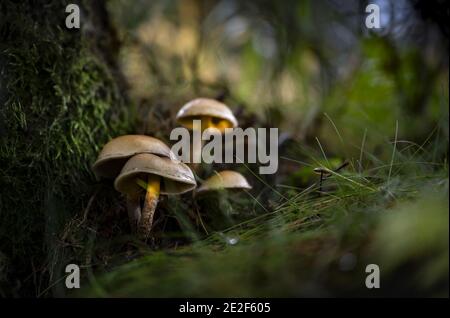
xmin=126 ymin=194 xmax=141 ymax=233
xmin=318 ymin=172 xmax=324 ymax=196
xmin=138 ymin=175 xmax=161 ymax=240
xmin=201 ymin=116 xmax=213 ymax=131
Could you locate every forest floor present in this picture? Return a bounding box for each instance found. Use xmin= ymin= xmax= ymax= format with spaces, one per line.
xmin=1 ymin=1 xmax=448 ymax=298
xmin=74 ymin=130 xmax=449 ymax=297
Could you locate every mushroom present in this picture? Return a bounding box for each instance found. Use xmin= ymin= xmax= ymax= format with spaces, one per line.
xmin=176 ymin=98 xmax=238 ymax=132
xmin=313 ymin=161 xmax=349 ymax=195
xmin=92 ymin=135 xmax=177 ymax=232
xmin=313 ymin=167 xmax=332 ymax=194
xmin=176 ymin=98 xmax=238 ymax=165
xmin=196 ymin=170 xmax=252 ymax=195
xmin=195 ymin=170 xmax=251 ymax=231
xmin=115 ymin=153 xmax=196 ymax=240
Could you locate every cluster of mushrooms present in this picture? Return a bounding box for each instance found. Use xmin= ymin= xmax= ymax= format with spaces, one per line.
xmin=92 ymin=98 xmax=251 ymax=240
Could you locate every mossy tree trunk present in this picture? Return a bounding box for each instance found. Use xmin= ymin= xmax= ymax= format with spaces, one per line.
xmin=0 ymin=0 xmax=133 ymax=297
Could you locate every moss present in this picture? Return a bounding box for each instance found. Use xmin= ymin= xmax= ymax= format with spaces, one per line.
xmin=0 ymin=0 xmax=133 ymax=296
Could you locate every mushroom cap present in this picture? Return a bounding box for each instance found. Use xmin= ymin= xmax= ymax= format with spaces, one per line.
xmin=176 ymin=98 xmax=238 ymax=130
xmin=196 ymin=170 xmax=252 ymax=194
xmin=93 ymin=135 xmax=177 ymax=179
xmin=114 ymin=153 xmax=196 ymax=196
xmin=313 ymin=167 xmax=332 ymax=176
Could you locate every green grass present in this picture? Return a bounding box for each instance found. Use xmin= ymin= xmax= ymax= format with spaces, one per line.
xmin=76 ymin=134 xmax=449 ymax=297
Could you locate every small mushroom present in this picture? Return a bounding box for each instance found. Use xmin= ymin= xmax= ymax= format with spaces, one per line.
xmin=176 ymin=98 xmax=238 ymax=166
xmin=195 ymin=170 xmax=251 ymax=231
xmin=176 ymin=98 xmax=238 ymax=132
xmin=313 ymin=167 xmax=332 ymax=194
xmin=313 ymin=161 xmax=349 ymax=194
xmin=115 ymin=153 xmax=196 ymax=240
xmin=196 ymin=170 xmax=252 ymax=195
xmin=92 ymin=135 xmax=177 ymax=232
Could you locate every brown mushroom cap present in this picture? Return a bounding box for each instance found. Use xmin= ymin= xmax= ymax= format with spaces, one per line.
xmin=176 ymin=98 xmax=238 ymax=130
xmin=92 ymin=135 xmax=177 ymax=179
xmin=196 ymin=170 xmax=252 ymax=194
xmin=114 ymin=153 xmax=196 ymax=196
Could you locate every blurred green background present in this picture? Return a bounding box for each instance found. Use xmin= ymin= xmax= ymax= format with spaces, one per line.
xmin=0 ymin=0 xmax=448 ymax=297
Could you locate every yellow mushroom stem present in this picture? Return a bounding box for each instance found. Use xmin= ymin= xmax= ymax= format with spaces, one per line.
xmin=215 ymin=119 xmax=232 ymax=131
xmin=201 ymin=116 xmax=213 ymax=131
xmin=138 ymin=175 xmax=161 ymax=240
xmin=201 ymin=116 xmax=232 ymax=132
xmin=126 ymin=194 xmax=141 ymax=233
